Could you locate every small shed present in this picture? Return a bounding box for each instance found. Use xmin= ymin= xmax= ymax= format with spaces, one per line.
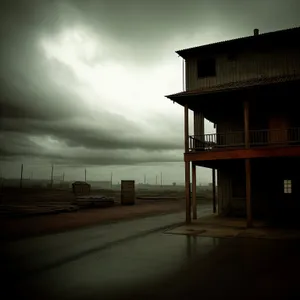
xmin=121 ymin=180 xmax=135 ymax=205
xmin=72 ymin=181 xmax=91 ymax=195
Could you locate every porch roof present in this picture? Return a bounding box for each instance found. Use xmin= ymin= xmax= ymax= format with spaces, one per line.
xmin=165 ymin=74 xmax=300 ymax=105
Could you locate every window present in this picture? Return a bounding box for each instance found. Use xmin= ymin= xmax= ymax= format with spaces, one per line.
xmin=197 ymin=58 xmax=216 ymax=78
xmin=284 ymin=180 xmax=292 ymax=194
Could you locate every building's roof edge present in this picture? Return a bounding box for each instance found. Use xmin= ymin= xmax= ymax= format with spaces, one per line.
xmin=176 ymin=26 xmax=300 ymax=58
xmin=166 ymin=74 xmax=300 ymax=100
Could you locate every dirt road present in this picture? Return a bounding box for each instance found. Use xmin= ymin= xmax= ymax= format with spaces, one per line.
xmin=0 ymin=200 xmax=190 ymax=240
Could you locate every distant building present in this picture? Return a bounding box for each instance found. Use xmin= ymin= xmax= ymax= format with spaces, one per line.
xmin=72 ymin=181 xmax=91 ymax=195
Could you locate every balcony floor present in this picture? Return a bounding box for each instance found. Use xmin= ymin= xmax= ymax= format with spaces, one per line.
xmin=184 ymin=144 xmax=300 ymax=163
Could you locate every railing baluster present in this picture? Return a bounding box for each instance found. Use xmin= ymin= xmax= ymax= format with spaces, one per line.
xmin=189 ymin=127 xmax=299 ymax=152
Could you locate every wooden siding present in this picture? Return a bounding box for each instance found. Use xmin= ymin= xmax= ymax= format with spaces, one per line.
xmin=216 ymin=118 xmax=244 ymax=145
xmin=219 ymin=158 xmax=300 ymax=219
xmin=218 ymin=160 xmax=269 ymax=218
xmin=185 ymin=48 xmax=300 ymax=91
xmin=268 ymin=115 xmax=290 ymax=144
xmin=194 ymin=111 xmax=204 ymax=135
xmin=217 ymin=163 xmax=246 ymax=217
xmin=218 ymin=112 xmax=293 ymax=140
xmin=217 ymin=168 xmax=231 ymax=215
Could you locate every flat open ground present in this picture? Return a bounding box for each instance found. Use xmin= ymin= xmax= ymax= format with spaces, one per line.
xmin=0 ymin=199 xmax=186 ymax=240
xmin=0 ymin=187 xmax=212 ymax=240
xmin=2 ymin=210 xmax=300 ymax=300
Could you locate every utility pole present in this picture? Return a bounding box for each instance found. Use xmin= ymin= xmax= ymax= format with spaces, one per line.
xmin=144 ymin=174 xmax=146 ymax=185
xmin=156 ymin=175 xmax=158 ymax=185
xmin=20 ymin=164 xmax=23 ymax=189
xmin=50 ymin=164 xmax=54 ymax=188
xmin=0 ymin=171 xmax=4 ymax=191
xmin=160 ymin=172 xmax=163 ymax=187
xmin=62 ymin=172 xmax=65 ymax=182
xmin=110 ymin=172 xmax=113 ymax=189
xmin=85 ymin=169 xmax=87 ymax=182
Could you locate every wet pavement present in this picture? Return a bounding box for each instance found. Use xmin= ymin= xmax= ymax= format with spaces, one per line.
xmin=2 ymin=204 xmax=300 ymax=299
xmin=166 ymin=215 xmax=300 ymax=239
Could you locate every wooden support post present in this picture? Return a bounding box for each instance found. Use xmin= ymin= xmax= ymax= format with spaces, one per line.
xmin=184 ymin=104 xmax=191 ymax=223
xmin=212 ymin=168 xmax=217 ymax=213
xmin=244 ymin=100 xmax=250 ymax=149
xmin=244 ymin=100 xmax=252 ymax=227
xmin=245 ymin=158 xmax=252 ymax=227
xmin=185 ymin=161 xmax=191 ymax=223
xmin=192 ymin=163 xmax=197 ymax=219
xmin=184 ymin=104 xmax=189 ymax=152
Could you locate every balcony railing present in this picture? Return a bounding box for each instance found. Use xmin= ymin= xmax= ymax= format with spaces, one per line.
xmin=189 ymin=128 xmax=300 ymax=151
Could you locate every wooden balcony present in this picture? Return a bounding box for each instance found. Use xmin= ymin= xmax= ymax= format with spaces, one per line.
xmin=186 ymin=128 xmax=300 ymax=163
xmin=189 ymin=128 xmax=300 ymax=151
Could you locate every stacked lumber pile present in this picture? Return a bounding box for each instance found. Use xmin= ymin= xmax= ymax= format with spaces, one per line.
xmin=136 ymin=196 xmax=178 ymax=201
xmin=75 ymin=195 xmax=115 ymax=208
xmin=0 ymin=196 xmax=115 ymax=218
xmin=0 ymin=203 xmax=78 ymax=217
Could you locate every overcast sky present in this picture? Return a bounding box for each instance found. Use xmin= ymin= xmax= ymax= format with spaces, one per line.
xmin=0 ymin=0 xmax=299 ymax=184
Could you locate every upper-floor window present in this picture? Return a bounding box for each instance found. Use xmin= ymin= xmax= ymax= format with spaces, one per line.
xmin=197 ymin=58 xmax=216 ymax=78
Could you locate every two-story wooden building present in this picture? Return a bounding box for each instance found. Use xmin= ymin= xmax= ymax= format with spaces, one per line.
xmin=166 ymin=27 xmax=300 ymax=227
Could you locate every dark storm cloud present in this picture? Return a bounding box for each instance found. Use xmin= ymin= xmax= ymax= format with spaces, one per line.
xmin=0 ymin=0 xmax=184 ymax=166
xmin=1 ymin=0 xmax=299 ymax=168
xmin=0 ymin=64 xmax=84 ymax=121
xmin=1 ymin=115 xmax=182 ymax=151
xmin=70 ymin=0 xmax=300 ymax=61
xmin=0 ymin=0 xmax=85 ymax=120
xmin=0 ymin=130 xmax=182 ymax=166
xmin=0 ymin=132 xmax=44 ymax=157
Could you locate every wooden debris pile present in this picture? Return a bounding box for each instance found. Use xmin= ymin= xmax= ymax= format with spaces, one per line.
xmin=0 ymin=203 xmax=78 ymax=217
xmin=74 ymin=195 xmax=115 ymax=209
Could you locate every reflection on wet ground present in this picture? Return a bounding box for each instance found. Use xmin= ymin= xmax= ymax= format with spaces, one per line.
xmin=2 ymin=212 xmax=300 ymax=299
xmin=166 ymin=215 xmax=300 ymax=239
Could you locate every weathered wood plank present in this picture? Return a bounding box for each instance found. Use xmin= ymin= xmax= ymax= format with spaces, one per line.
xmin=184 ymin=145 xmax=300 ymax=161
